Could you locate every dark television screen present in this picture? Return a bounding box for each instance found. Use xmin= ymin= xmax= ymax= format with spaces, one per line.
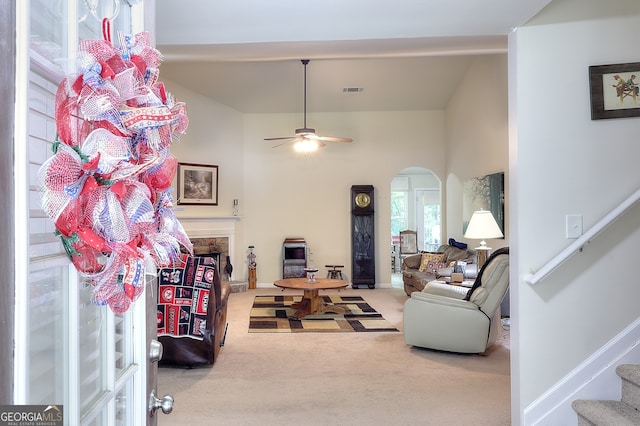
xmin=284 ymin=247 xmax=305 ymax=260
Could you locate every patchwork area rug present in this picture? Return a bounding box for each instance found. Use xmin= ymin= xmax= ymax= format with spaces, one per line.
xmin=249 ymin=295 xmax=399 ymax=333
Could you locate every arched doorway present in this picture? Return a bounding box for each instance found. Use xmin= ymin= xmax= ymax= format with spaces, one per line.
xmin=391 ymin=167 xmax=442 ymax=287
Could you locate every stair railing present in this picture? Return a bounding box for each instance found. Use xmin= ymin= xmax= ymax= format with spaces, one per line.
xmin=524 ymin=187 xmax=640 ymax=285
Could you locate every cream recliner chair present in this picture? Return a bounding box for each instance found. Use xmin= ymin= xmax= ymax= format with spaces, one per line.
xmin=403 ymin=247 xmax=509 ymax=354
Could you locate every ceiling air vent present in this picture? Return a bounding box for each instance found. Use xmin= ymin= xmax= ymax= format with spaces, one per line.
xmin=342 ymin=87 xmax=364 ymax=93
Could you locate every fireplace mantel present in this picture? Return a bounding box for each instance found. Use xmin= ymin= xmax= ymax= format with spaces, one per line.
xmin=178 ymin=217 xmax=239 ymax=280
xmin=178 ymin=216 xmax=240 ymax=238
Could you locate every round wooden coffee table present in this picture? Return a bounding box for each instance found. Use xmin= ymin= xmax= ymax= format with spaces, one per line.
xmin=273 ymin=278 xmax=348 ymax=319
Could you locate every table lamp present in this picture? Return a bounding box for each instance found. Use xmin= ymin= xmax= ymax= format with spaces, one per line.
xmin=464 ymin=210 xmax=504 ymax=268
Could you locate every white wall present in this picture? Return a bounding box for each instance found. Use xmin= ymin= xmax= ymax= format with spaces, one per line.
xmin=511 ymin=0 xmax=640 ymax=422
xmin=446 ymin=55 xmax=510 ymax=248
xmin=161 ymin=77 xmax=246 ymax=265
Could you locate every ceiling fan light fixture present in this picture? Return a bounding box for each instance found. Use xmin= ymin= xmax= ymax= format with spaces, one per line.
xmin=293 ymin=139 xmax=320 ymax=153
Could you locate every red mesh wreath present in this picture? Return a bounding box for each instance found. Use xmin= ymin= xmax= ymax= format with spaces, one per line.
xmin=38 ymin=27 xmax=192 ymax=314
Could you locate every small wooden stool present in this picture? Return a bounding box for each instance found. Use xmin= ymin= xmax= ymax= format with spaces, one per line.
xmin=325 ymin=264 xmax=344 ymax=280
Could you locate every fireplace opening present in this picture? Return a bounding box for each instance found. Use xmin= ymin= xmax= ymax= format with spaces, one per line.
xmin=189 ymin=237 xmax=230 ymax=281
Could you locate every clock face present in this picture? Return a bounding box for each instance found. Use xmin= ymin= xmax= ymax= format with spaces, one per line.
xmin=355 ymin=193 xmax=371 ymax=208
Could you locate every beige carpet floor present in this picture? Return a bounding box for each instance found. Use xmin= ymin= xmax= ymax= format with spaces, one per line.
xmin=158 ymin=287 xmax=511 ymax=426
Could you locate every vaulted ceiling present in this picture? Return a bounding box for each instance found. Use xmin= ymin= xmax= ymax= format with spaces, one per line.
xmin=155 ymin=0 xmax=553 ymax=114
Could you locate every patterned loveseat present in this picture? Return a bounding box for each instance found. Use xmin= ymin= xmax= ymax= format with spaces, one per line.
xmin=402 ymin=244 xmax=477 ymax=296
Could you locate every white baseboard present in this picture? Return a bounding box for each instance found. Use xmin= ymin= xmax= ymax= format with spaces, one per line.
xmin=524 ymin=317 xmax=640 ymax=425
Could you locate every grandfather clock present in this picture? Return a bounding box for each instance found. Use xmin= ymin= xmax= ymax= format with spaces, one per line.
xmin=351 ymin=185 xmax=375 ymax=289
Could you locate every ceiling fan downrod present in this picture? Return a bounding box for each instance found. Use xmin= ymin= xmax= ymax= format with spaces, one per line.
xmin=297 ymin=59 xmax=315 ymax=135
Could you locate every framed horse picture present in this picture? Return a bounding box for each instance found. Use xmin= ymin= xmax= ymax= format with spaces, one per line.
xmin=589 ymin=62 xmax=640 ymax=120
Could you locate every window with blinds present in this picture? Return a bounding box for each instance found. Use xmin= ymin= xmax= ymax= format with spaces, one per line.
xmin=27 ymin=66 xmax=69 ymax=406
xmin=25 ymin=1 xmax=145 ymax=424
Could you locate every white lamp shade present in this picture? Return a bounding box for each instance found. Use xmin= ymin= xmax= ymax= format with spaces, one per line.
xmin=464 ymin=210 xmax=504 ymax=241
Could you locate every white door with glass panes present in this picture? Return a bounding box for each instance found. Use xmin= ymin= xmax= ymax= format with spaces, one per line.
xmin=21 ymin=1 xmax=171 ymax=424
xmin=415 ymin=189 xmax=441 ymax=252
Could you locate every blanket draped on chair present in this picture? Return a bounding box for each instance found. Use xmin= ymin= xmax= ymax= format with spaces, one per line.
xmin=157 ymin=254 xmax=214 ymax=340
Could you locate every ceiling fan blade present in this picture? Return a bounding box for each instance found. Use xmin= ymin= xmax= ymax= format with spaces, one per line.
xmin=317 ymin=136 xmax=353 ymax=143
xmin=264 ymin=136 xmax=296 ymax=141
xmin=270 ymin=140 xmax=295 ymax=148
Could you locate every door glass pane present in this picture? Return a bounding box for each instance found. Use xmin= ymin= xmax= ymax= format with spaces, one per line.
xmin=115 ymin=310 xmax=133 ymax=377
xmin=30 ymin=0 xmax=68 ymax=68
xmin=84 ymin=411 xmax=107 ymax=426
xmin=114 ymin=313 xmax=126 ymax=374
xmin=115 ymin=382 xmax=132 ymax=426
xmin=391 ymin=191 xmax=407 ymax=239
xmin=416 ymin=189 xmax=441 ymax=251
xmin=28 ymin=263 xmax=67 ymax=404
xmin=423 ymin=204 xmax=441 ymax=251
xmin=79 ymin=0 xmax=133 ymax=41
xmin=79 ymin=281 xmax=108 ymax=416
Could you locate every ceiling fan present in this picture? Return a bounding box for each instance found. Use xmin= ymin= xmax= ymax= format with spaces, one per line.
xmin=265 ymin=59 xmax=353 ymax=152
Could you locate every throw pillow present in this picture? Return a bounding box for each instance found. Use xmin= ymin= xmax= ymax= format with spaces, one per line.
xmin=418 ymin=252 xmax=446 ymax=272
xmin=403 ymin=254 xmax=423 ymax=270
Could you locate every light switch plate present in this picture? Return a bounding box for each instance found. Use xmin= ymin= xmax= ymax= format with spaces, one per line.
xmin=566 ymin=215 xmax=583 ymax=239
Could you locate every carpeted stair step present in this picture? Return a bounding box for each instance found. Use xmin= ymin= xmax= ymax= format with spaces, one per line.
xmin=617 ymin=364 xmax=640 ymax=411
xmin=572 ymin=365 xmax=640 ymax=425
xmin=572 ymin=399 xmax=640 ymax=426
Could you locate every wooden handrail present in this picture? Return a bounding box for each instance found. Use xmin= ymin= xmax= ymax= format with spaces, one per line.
xmin=525 ymin=188 xmax=640 ymax=285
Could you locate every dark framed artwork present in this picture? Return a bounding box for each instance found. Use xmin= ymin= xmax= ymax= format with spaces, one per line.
xmin=589 ymin=62 xmax=640 ymax=120
xmin=463 ymin=172 xmax=505 ymax=236
xmin=177 ymin=163 xmax=219 ymax=205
